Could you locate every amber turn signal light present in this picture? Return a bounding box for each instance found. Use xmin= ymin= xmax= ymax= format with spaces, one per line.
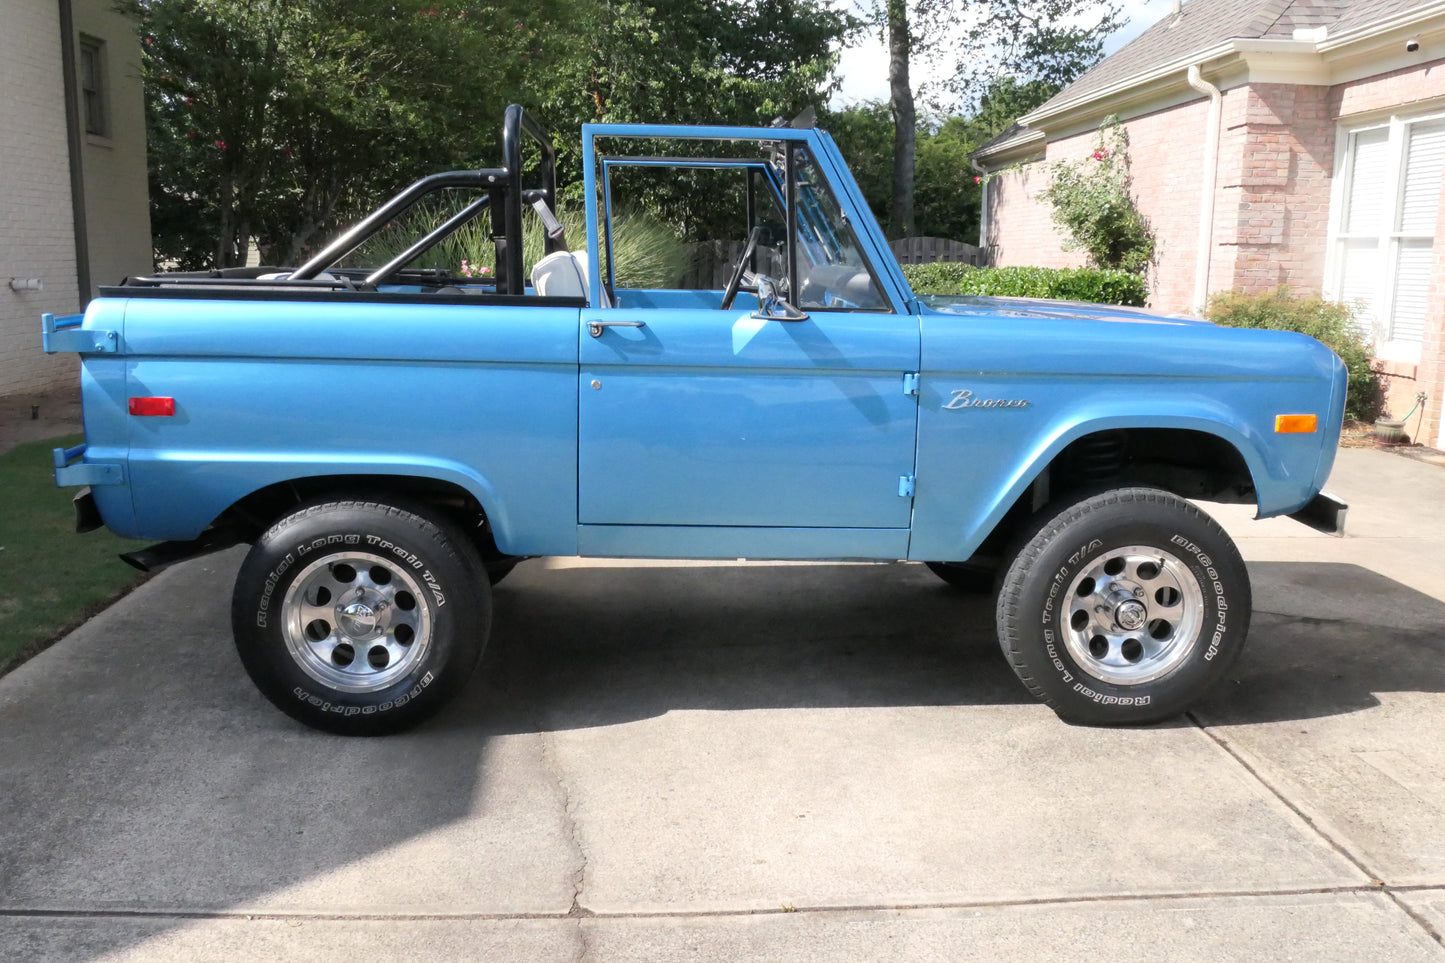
xmin=1274 ymin=414 xmax=1317 ymax=434
xmin=128 ymin=397 xmax=176 ymax=417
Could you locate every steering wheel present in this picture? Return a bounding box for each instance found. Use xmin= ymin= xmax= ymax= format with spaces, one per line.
xmin=720 ymin=226 xmax=765 ymax=310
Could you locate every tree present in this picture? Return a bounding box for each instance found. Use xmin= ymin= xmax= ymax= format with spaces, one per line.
xmin=540 ymin=0 xmax=854 ymax=239
xmin=125 ymin=0 xmax=571 ymax=268
xmin=825 ymin=78 xmax=1062 ymax=242
xmin=546 ymin=0 xmax=850 ymax=127
xmin=126 ymin=0 xmax=852 ymax=269
xmin=856 ymin=0 xmax=1123 ymax=238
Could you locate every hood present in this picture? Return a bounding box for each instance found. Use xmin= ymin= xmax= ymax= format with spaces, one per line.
xmin=918 ymin=294 xmax=1212 ymax=327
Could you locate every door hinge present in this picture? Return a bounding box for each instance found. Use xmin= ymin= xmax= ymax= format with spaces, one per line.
xmin=902 ymin=372 xmax=920 ymax=396
xmin=898 ymin=474 xmax=915 ymax=497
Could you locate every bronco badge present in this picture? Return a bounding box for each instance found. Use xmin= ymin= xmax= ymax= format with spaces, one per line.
xmin=943 ymin=389 xmax=1031 ymax=410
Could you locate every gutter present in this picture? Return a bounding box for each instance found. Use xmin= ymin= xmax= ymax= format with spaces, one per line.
xmin=1023 ymin=1 xmax=1445 ymax=132
xmin=1185 ymin=64 xmax=1222 ymax=315
xmin=1019 ymin=41 xmax=1235 ymax=128
xmin=970 ymin=127 xmax=1044 ymax=164
xmin=1318 ymin=0 xmax=1445 ymax=51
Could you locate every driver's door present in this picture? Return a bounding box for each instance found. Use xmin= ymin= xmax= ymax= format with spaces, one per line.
xmin=576 ymin=144 xmax=919 ymax=556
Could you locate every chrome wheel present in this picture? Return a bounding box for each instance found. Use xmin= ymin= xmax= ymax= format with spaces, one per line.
xmin=1061 ymin=544 xmax=1204 ymax=686
xmin=281 ymin=551 xmax=434 ymax=693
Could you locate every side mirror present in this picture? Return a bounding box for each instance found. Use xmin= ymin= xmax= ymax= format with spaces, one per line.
xmin=750 ymin=275 xmax=809 ymax=322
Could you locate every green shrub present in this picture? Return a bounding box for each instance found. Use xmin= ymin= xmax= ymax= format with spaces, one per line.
xmin=901 ymin=263 xmax=1148 ymax=306
xmin=1207 ymin=288 xmax=1383 ymax=422
xmin=342 ymin=203 xmax=689 ymax=289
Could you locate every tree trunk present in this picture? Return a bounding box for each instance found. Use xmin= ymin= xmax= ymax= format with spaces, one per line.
xmin=886 ymin=0 xmax=916 ymax=239
xmin=216 ymin=172 xmax=235 ymax=268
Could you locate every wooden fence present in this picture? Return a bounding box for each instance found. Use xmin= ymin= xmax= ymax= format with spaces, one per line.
xmin=888 ymin=236 xmax=983 ymax=266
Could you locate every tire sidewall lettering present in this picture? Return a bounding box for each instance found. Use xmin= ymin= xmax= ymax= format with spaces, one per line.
xmin=287 ymin=671 xmax=436 ymax=716
xmin=1169 ymin=533 xmax=1231 ymax=662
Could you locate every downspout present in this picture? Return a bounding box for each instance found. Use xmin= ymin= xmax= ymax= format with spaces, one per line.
xmin=57 ymin=0 xmax=91 ymax=306
xmin=970 ymin=157 xmax=989 ymax=266
xmin=1186 ymin=64 xmax=1222 ymax=315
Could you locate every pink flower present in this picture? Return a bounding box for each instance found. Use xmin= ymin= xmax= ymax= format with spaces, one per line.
xmin=214 ymin=139 xmax=226 ymax=150
xmin=973 ymin=175 xmax=981 ymax=183
xmin=1092 ymin=149 xmax=1108 ymax=160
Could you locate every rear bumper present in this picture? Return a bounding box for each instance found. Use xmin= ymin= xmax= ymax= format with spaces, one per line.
xmin=1288 ymin=490 xmax=1348 ymax=535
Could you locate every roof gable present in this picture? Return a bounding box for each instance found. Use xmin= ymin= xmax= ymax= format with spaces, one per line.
xmin=1031 ymin=0 xmax=1436 ymax=116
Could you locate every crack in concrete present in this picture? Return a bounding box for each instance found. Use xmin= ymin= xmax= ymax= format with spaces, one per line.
xmin=1 ymin=884 xmax=1437 ymax=923
xmin=537 ymin=729 xmax=591 ymax=929
xmin=1188 ymin=712 xmax=1444 ymax=948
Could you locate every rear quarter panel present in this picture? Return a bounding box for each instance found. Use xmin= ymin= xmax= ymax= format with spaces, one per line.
xmin=111 ymin=297 xmax=580 ymax=555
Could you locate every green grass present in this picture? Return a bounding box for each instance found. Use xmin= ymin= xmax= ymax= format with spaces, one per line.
xmin=0 ymin=435 xmax=149 ymax=676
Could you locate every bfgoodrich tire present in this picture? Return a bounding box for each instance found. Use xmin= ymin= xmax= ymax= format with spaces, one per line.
xmin=231 ymin=500 xmax=490 ymax=735
xmin=996 ymin=487 xmax=1250 ymax=725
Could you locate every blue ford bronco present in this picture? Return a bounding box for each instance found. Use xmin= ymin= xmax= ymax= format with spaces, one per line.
xmin=43 ymin=106 xmax=1347 ymax=734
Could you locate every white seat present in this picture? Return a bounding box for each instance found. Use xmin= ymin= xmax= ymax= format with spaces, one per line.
xmin=531 ymin=251 xmax=589 ymax=299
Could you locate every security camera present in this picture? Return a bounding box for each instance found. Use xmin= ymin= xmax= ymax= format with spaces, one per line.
xmin=1406 ymin=37 xmax=1421 ymax=53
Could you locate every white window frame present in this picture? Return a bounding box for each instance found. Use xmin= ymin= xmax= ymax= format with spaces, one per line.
xmin=1324 ymin=108 xmax=1445 ymax=365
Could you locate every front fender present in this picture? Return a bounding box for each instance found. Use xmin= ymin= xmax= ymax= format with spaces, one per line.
xmin=907 ymin=380 xmax=1333 ymax=563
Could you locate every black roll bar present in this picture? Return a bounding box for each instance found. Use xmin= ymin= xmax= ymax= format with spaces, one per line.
xmin=502 ymin=104 xmax=559 ymax=291
xmin=291 ymin=170 xmax=501 ymax=281
xmin=364 ymin=195 xmax=492 ymax=287
xmin=293 ymin=105 xmax=560 ymax=295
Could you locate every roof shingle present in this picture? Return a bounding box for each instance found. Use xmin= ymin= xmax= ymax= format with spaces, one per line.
xmin=1029 ymin=0 xmax=1433 ymax=117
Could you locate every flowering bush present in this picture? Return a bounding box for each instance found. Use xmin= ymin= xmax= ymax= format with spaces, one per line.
xmin=1039 ymin=118 xmax=1155 ymax=275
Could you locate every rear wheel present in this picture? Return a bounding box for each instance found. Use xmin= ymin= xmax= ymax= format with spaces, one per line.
xmin=996 ymin=487 xmax=1250 ymax=725
xmin=231 ymin=500 xmax=490 ymax=735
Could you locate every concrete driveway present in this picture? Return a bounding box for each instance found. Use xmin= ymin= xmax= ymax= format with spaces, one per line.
xmin=2 ymin=448 xmax=1443 ymax=961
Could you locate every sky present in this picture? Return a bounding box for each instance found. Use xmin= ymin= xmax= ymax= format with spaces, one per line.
xmin=830 ymin=0 xmax=1177 ymax=108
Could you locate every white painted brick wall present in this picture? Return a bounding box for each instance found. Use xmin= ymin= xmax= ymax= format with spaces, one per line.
xmin=0 ymin=0 xmax=81 ymax=401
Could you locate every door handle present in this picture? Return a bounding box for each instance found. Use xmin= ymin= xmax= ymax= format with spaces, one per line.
xmin=588 ymin=320 xmax=646 ymax=338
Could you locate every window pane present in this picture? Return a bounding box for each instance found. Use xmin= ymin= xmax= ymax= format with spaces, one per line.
xmin=79 ymin=40 xmax=105 ymax=135
xmin=1345 ymin=128 xmax=1390 ymax=234
xmin=790 ymin=148 xmax=888 ymax=310
xmin=605 ymin=165 xmax=752 ymax=290
xmin=1338 ymin=237 xmax=1380 ymax=340
xmin=1390 ymin=238 xmax=1433 ymax=343
xmin=1398 ymin=121 xmax=1445 ymax=235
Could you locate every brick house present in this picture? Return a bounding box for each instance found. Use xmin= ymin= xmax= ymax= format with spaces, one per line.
xmin=0 ymin=0 xmax=151 ymax=401
xmin=972 ymin=0 xmax=1445 ymax=447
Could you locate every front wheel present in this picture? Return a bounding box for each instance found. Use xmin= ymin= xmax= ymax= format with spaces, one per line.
xmin=996 ymin=488 xmax=1250 ymax=725
xmin=231 ymin=500 xmax=491 ymax=735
